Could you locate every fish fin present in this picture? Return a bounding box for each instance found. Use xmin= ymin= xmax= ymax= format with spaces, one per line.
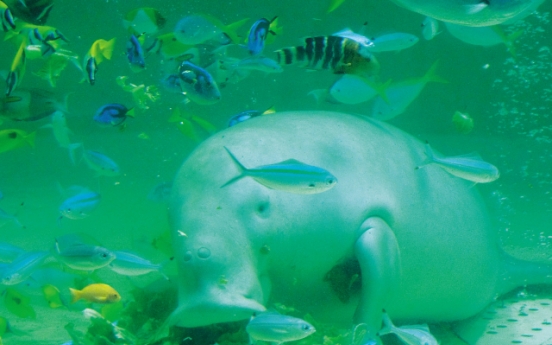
xmin=69 ymin=288 xmax=80 ymax=304
xmin=378 ymin=310 xmax=395 ymax=336
xmin=423 ymin=60 xmax=448 ymax=84
xmin=221 ymin=147 xmax=247 ymax=188
xmin=415 ymin=142 xmax=436 ymax=169
xmin=262 ymin=106 xmax=276 ymax=115
xmin=327 ymin=0 xmax=347 ymax=13
xmin=24 ymin=131 xmax=36 ymax=148
xmin=126 ymin=108 xmax=136 ymax=118
xmin=68 ymin=143 xmax=82 ymax=165
xmin=276 ymin=159 xmax=304 ymax=165
xmin=191 ymin=115 xmax=217 ymax=135
xmin=464 ymin=1 xmax=488 ymax=14
xmin=222 ymin=17 xmax=250 ymax=44
xmin=503 ymin=29 xmax=523 ymax=56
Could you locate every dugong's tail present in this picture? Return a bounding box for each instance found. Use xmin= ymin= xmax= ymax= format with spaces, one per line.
xmin=498 ymin=252 xmax=552 ymax=295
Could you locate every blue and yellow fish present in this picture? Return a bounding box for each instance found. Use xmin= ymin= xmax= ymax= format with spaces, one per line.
xmin=83 ymin=38 xmax=116 ymax=85
xmin=246 ymin=16 xmax=281 ymax=56
xmin=0 ymin=1 xmax=15 ymax=32
xmin=126 ymin=34 xmax=145 ymax=72
xmin=6 ymin=41 xmax=26 ymax=96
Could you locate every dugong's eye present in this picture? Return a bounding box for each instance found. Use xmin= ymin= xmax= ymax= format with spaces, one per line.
xmin=256 ymin=201 xmax=271 ymax=218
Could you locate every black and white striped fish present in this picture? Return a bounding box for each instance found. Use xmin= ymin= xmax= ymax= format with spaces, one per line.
xmin=275 ymin=36 xmax=379 ymax=76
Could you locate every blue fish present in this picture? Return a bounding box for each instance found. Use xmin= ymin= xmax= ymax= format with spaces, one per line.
xmin=247 ymin=16 xmax=278 ymax=55
xmin=0 ymin=3 xmax=15 ymax=32
xmin=126 ymin=34 xmax=145 ymax=72
xmin=85 ymin=56 xmax=97 ymax=85
xmin=178 ymin=61 xmax=221 ymax=105
xmin=59 ymin=186 xmax=101 ymax=220
xmin=93 ymin=103 xmax=135 ymax=127
xmin=228 ymin=106 xmax=275 ymax=127
xmin=1 ymin=250 xmax=50 ymax=285
xmin=83 ymin=150 xmax=120 ymax=176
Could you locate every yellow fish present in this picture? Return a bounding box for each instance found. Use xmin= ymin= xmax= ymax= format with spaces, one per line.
xmin=70 ymin=283 xmax=121 ymax=304
xmin=83 ymin=38 xmax=116 ymax=85
xmin=0 ymin=129 xmax=35 ymax=153
xmin=42 ymin=284 xmax=65 ymax=308
xmin=123 ymin=7 xmax=165 ymax=35
xmin=145 ymin=32 xmax=192 ymax=58
xmin=6 ymin=41 xmax=26 ymax=97
xmin=0 ymin=1 xmax=15 ymax=32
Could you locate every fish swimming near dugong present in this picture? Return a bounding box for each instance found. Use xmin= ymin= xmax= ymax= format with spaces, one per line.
xmin=165 ymin=111 xmax=552 ymax=344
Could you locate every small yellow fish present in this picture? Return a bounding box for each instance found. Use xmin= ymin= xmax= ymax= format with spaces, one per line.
xmin=42 ymin=284 xmax=64 ymax=308
xmin=124 ymin=7 xmax=166 ymax=35
xmin=169 ymin=107 xmax=217 ymax=142
xmin=0 ymin=129 xmax=35 ymax=153
xmin=83 ymin=38 xmax=116 ymax=85
xmin=4 ymin=288 xmax=35 ymax=318
xmin=145 ymin=32 xmax=192 ymax=58
xmin=116 ymin=76 xmax=159 ymax=110
xmin=6 ymin=41 xmax=26 ymax=97
xmin=70 ymin=283 xmax=121 ymax=304
xmin=34 ymin=49 xmax=81 ymax=87
xmin=0 ymin=1 xmax=15 ymax=32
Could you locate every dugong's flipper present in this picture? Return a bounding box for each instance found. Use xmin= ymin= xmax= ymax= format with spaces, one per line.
xmin=354 ymin=217 xmax=401 ymax=344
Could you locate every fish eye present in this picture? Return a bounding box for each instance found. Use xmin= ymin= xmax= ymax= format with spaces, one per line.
xmin=301 ymin=324 xmax=311 ymax=331
xmin=326 ymin=177 xmax=336 ymax=185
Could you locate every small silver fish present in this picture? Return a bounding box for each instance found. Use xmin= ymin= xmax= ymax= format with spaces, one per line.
xmin=222 ymin=147 xmax=338 ymax=194
xmin=378 ymin=311 xmax=438 ymax=345
xmin=54 ymin=241 xmax=115 ymax=271
xmin=421 ymin=17 xmax=440 ymax=41
xmin=59 ymin=186 xmax=101 ymax=220
xmin=246 ymin=312 xmax=316 ymax=344
xmin=223 ymin=56 xmax=283 ymax=74
xmin=109 ymin=250 xmax=170 ymax=278
xmin=367 ymin=33 xmax=419 ymax=52
xmin=416 ymin=143 xmax=500 ymax=183
xmin=83 ymin=150 xmax=120 ymax=176
xmin=1 ymin=250 xmax=50 ymax=285
xmin=0 ymin=206 xmax=23 ymax=228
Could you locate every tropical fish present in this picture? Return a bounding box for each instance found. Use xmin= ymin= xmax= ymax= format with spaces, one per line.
xmin=327 ymin=0 xmax=347 ymax=13
xmin=0 ymin=250 xmax=50 ymax=285
xmin=4 ymin=287 xmax=35 ymax=318
xmin=42 ymin=283 xmax=64 ymax=308
xmin=116 ymin=76 xmax=160 ymax=110
xmin=70 ymin=283 xmax=121 ymax=304
xmin=93 ymin=103 xmax=135 ymax=127
xmin=222 ymin=56 xmax=283 ymax=74
xmin=82 ymin=38 xmax=116 ymax=85
xmin=0 ymin=206 xmax=23 ymax=228
xmin=42 ymin=110 xmax=81 ymax=163
xmin=145 ymin=32 xmax=193 ymax=58
xmin=0 ymin=129 xmax=35 ymax=154
xmin=1 ymin=88 xmax=67 ymax=121
xmin=366 ymin=32 xmax=419 ymax=52
xmin=444 ymin=22 xmax=522 ymax=55
xmin=0 ymin=1 xmax=15 ymax=32
xmin=178 ymin=61 xmax=221 ymax=105
xmin=147 ymin=181 xmax=172 ymax=203
xmin=416 ymin=143 xmax=500 ymax=183
xmin=126 ymin=34 xmax=145 ymax=72
xmin=333 ymin=28 xmax=374 ymax=48
xmin=6 ymin=41 xmax=26 ymax=96
xmin=174 ymin=14 xmax=248 ymax=45
xmin=14 ymin=23 xmax=68 ymax=58
xmin=4 ymin=0 xmax=54 ymax=25
xmin=34 ymin=49 xmax=81 ymax=87
xmin=329 ymin=74 xmax=390 ymax=105
xmin=222 ymin=147 xmax=338 ymax=194
xmin=58 ymin=185 xmax=101 ymax=220
xmin=246 ymin=16 xmax=280 ymax=55
xmin=0 ymin=242 xmax=25 ymax=262
xmin=421 ymin=17 xmax=440 ymax=40
xmin=83 ymin=150 xmax=120 ymax=176
xmin=452 ymin=111 xmax=474 ymax=134
xmin=228 ymin=106 xmax=275 ymax=127
xmin=54 ymin=241 xmax=115 ymax=271
xmin=275 ymin=35 xmax=379 ymax=76
xmin=123 ymin=7 xmax=165 ymax=35
xmin=169 ymin=107 xmax=217 ymax=142
xmin=371 ymin=60 xmax=447 ymax=120
xmin=378 ymin=310 xmax=438 ymax=345
xmin=246 ymin=312 xmax=316 ymax=344
xmin=109 ymin=251 xmax=170 ymax=279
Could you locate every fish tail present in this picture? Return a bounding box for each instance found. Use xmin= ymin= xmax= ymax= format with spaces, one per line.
xmin=223 ymin=18 xmax=249 ymax=44
xmin=504 ymin=29 xmax=523 ymax=57
xmin=416 ymin=142 xmax=436 ymax=169
xmin=68 ymin=143 xmax=82 ymax=165
xmin=423 ymin=60 xmax=448 ymax=84
xmin=368 ymin=78 xmax=392 ymax=104
xmin=378 ymin=310 xmax=395 ymax=336
xmin=221 ymin=147 xmax=247 ymax=188
xmin=268 ymin=17 xmax=283 ymax=37
xmin=24 ymin=131 xmax=36 ymax=148
xmin=99 ymin=38 xmax=116 ymax=61
xmin=69 ymin=288 xmax=81 ymax=304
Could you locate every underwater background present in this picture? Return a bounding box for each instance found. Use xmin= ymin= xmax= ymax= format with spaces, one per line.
xmin=0 ymin=0 xmax=552 ymax=344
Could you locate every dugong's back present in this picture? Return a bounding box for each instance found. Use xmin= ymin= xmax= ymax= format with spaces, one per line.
xmin=171 ymin=111 xmax=499 ymax=326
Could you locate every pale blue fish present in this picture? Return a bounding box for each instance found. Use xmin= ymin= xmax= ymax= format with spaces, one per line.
xmin=147 ymin=181 xmax=172 ymax=203
xmin=59 ymin=185 xmax=101 ymax=220
xmin=178 ymin=61 xmax=221 ymax=105
xmin=444 ymin=22 xmax=521 ymax=54
xmin=378 ymin=311 xmax=438 ymax=345
xmin=416 ymin=143 xmax=500 ymax=183
xmin=109 ymin=250 xmax=170 ymax=278
xmin=222 ymin=147 xmax=338 ymax=194
xmin=333 ymin=28 xmax=374 ymax=48
xmin=53 ymin=240 xmax=115 ymax=271
xmin=0 ymin=242 xmax=25 ymax=262
xmin=421 ymin=17 xmax=440 ymax=40
xmin=123 ymin=7 xmax=166 ymax=35
xmin=0 ymin=206 xmax=23 ymax=228
xmin=367 ymin=32 xmax=419 ymax=52
xmin=371 ymin=61 xmax=447 ymax=120
xmin=246 ymin=312 xmax=316 ymax=344
xmin=1 ymin=250 xmax=50 ymax=285
xmin=222 ymin=56 xmax=283 ymax=74
xmin=42 ymin=110 xmax=81 ymax=164
xmin=173 ymin=14 xmax=247 ymax=45
xmin=329 ymin=75 xmax=390 ymax=105
xmin=83 ymin=150 xmax=120 ymax=176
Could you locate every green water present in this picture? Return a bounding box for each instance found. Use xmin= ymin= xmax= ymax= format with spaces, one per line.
xmin=0 ymin=0 xmax=552 ymax=344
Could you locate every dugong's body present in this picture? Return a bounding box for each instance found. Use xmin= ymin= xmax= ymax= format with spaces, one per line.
xmin=388 ymin=0 xmax=537 ymax=26
xmin=169 ymin=111 xmax=544 ymax=342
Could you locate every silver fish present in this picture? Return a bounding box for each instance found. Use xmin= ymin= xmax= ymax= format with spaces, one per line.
xmin=0 ymin=250 xmax=50 ymax=285
xmin=0 ymin=242 xmax=25 ymax=262
xmin=378 ymin=311 xmax=438 ymax=345
xmin=222 ymin=147 xmax=338 ymax=194
xmin=83 ymin=150 xmax=120 ymax=176
xmin=246 ymin=312 xmax=316 ymax=344
xmin=53 ymin=241 xmax=115 ymax=271
xmin=59 ymin=186 xmax=101 ymax=220
xmin=109 ymin=250 xmax=170 ymax=278
xmin=416 ymin=143 xmax=500 ymax=183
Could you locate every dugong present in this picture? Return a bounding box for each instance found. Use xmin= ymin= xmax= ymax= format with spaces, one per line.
xmin=168 ymin=111 xmax=551 ymax=343
xmin=388 ymin=0 xmax=539 ymax=26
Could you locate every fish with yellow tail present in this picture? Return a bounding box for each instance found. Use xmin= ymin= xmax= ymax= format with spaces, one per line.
xmin=0 ymin=1 xmax=15 ymax=32
xmin=275 ymin=35 xmax=379 ymax=76
xmin=0 ymin=129 xmax=35 ymax=153
xmin=70 ymin=283 xmax=121 ymax=304
xmin=83 ymin=38 xmax=116 ymax=85
xmin=6 ymin=41 xmax=26 ymax=97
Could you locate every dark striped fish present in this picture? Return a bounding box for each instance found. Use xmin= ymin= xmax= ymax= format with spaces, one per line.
xmin=275 ymin=36 xmax=379 ymax=76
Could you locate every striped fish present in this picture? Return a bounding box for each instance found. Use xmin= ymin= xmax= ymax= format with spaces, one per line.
xmin=275 ymin=36 xmax=379 ymax=76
